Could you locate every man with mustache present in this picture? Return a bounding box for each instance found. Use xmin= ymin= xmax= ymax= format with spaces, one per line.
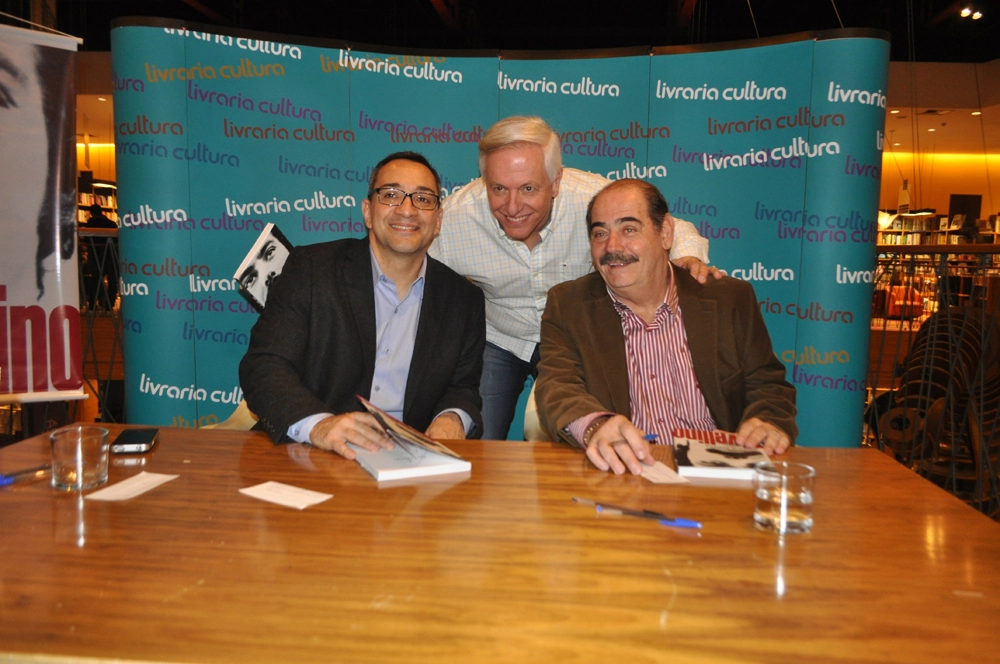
xmin=432 ymin=116 xmax=716 ymax=440
xmin=535 ymin=179 xmax=796 ymax=474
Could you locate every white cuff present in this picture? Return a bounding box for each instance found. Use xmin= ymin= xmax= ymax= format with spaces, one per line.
xmin=287 ymin=412 xmax=335 ymax=444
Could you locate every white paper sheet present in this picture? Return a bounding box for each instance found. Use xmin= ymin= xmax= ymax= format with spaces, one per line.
xmin=239 ymin=481 xmax=332 ymax=510
xmin=85 ymin=471 xmax=180 ymax=501
xmin=641 ymin=461 xmax=691 ymax=484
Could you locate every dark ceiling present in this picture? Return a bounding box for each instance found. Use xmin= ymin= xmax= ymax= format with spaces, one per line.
xmin=2 ymin=0 xmax=999 ymax=62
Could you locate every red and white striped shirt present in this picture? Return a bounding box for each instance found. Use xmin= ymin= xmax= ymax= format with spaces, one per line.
xmin=568 ymin=265 xmax=716 ymax=445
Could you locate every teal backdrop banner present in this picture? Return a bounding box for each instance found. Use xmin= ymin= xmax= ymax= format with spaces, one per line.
xmin=498 ymin=52 xmax=653 ymax=176
xmin=348 ymin=48 xmax=498 ymax=198
xmin=111 ymin=20 xmax=888 ymax=445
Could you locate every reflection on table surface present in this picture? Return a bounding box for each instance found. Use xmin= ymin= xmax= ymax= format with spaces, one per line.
xmin=1 ymin=426 xmax=998 ymax=663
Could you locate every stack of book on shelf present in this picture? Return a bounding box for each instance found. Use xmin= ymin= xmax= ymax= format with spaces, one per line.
xmin=877 ymin=230 xmax=923 ymax=245
xmin=77 ymin=187 xmax=119 ymax=222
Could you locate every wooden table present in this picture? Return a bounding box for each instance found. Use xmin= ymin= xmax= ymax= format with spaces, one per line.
xmin=1 ymin=427 xmax=998 ymax=663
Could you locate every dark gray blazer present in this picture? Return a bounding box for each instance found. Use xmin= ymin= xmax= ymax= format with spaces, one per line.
xmin=240 ymin=238 xmax=485 ymax=442
xmin=536 ymin=268 xmax=797 ymax=444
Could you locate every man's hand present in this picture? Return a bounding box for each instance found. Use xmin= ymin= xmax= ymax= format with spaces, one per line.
xmin=425 ymin=412 xmax=466 ymax=441
xmin=735 ymin=418 xmax=791 ymax=456
xmin=585 ymin=415 xmax=655 ymax=475
xmin=309 ymin=412 xmax=392 ymax=459
xmin=672 ymin=256 xmax=723 ymax=284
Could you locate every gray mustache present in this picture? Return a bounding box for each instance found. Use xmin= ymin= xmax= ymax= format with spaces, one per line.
xmin=599 ymin=252 xmax=638 ymax=266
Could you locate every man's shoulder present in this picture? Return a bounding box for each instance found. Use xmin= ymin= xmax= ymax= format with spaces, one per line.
xmin=278 ymin=239 xmax=368 ymax=286
xmin=289 ymin=237 xmax=365 ymax=261
xmin=427 ymin=255 xmax=484 ymax=298
xmin=435 ymin=180 xmax=495 ymax=260
xmin=677 ymin=269 xmax=756 ymax=303
xmin=702 ymin=273 xmax=753 ymax=295
xmin=442 ymin=177 xmax=487 ymax=212
xmin=559 ymin=168 xmax=611 ymax=194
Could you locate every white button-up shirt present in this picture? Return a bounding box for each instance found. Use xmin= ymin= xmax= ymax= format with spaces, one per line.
xmin=431 ymin=168 xmax=709 ymax=362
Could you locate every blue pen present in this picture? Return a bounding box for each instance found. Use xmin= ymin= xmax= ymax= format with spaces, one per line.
xmin=572 ymin=496 xmax=702 ymax=529
xmin=0 ymin=464 xmax=51 ymax=487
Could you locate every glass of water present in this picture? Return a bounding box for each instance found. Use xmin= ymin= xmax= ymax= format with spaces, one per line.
xmin=50 ymin=425 xmax=110 ymax=491
xmin=753 ymin=461 xmax=815 ymax=534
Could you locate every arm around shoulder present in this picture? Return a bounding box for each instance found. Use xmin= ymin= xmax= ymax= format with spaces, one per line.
xmin=668 ymin=216 xmax=709 ymax=264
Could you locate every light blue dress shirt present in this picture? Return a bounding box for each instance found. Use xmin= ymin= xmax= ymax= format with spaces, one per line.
xmin=286 ymin=248 xmax=471 ymax=443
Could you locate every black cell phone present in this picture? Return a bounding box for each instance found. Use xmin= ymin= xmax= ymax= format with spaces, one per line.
xmin=111 ymin=428 xmax=159 ymax=454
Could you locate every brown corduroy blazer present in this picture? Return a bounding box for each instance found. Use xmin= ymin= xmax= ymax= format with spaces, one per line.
xmin=536 ymin=267 xmax=798 ymax=444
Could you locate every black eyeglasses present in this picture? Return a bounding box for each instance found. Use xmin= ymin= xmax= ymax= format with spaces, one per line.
xmin=368 ymin=187 xmax=440 ymax=210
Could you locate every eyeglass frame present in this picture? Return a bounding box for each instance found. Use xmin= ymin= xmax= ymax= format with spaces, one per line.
xmin=367 ymin=186 xmax=441 ymax=210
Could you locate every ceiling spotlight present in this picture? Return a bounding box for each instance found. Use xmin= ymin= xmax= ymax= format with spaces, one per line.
xmin=961 ymin=7 xmax=972 ymax=17
xmin=973 ymin=11 xmax=982 ymax=19
xmin=890 ymin=109 xmax=900 ymax=114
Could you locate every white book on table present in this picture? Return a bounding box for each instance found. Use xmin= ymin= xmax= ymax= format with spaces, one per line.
xmin=348 ymin=396 xmax=471 ymax=484
xmin=346 ymin=442 xmax=471 ymax=483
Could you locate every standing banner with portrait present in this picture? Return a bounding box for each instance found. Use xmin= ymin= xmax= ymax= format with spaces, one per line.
xmin=111 ymin=19 xmax=888 ymax=446
xmin=0 ymin=24 xmax=83 ymax=403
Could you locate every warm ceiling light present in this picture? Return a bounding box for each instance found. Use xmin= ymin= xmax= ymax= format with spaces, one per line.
xmin=961 ymin=7 xmax=972 ymax=17
xmin=97 ymin=97 xmax=107 ymax=101
xmin=928 ymin=128 xmax=936 ymax=132
xmin=972 ymin=111 xmax=982 ymax=115
xmin=890 ymin=109 xmax=900 ymax=114
xmin=973 ymin=11 xmax=982 ymax=19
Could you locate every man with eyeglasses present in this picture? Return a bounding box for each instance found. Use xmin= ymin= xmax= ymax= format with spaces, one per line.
xmin=240 ymin=152 xmax=486 ymax=458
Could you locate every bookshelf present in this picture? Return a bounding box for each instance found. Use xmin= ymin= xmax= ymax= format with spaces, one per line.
xmin=78 ymin=179 xmax=118 ymax=223
xmin=876 ymin=215 xmax=998 ymax=246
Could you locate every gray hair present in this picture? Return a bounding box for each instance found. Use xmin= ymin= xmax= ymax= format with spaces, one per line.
xmin=478 ymin=116 xmax=562 ymax=181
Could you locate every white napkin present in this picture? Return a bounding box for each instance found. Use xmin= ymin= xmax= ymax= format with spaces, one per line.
xmin=239 ymin=481 xmax=332 ymax=510
xmin=86 ymin=471 xmax=180 ymax=501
